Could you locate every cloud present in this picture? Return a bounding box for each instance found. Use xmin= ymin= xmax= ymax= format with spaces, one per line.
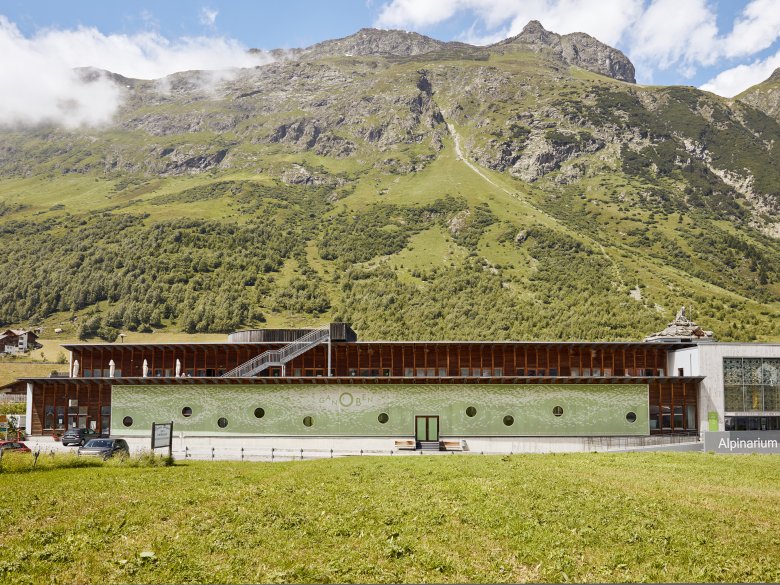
xmin=199 ymin=7 xmax=219 ymax=28
xmin=374 ymin=0 xmax=780 ymax=95
xmin=376 ymin=0 xmax=642 ymax=47
xmin=629 ymin=0 xmax=719 ymax=76
xmin=721 ymin=0 xmax=780 ymax=58
xmin=0 ymin=15 xmax=272 ymax=129
xmin=700 ymin=49 xmax=780 ymax=97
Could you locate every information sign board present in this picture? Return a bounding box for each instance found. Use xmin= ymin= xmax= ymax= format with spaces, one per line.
xmin=151 ymin=421 xmax=173 ymax=457
xmin=704 ymin=431 xmax=780 ymax=454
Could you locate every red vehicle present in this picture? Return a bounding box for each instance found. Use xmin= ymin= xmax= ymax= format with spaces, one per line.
xmin=0 ymin=441 xmax=31 ymax=453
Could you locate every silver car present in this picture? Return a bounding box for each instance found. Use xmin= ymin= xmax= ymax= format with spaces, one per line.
xmin=77 ymin=438 xmax=130 ymax=459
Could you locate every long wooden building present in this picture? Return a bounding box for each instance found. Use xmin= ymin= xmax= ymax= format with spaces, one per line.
xmin=3 ymin=322 xmax=779 ymax=451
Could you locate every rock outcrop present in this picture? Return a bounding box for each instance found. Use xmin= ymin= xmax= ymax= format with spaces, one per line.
xmin=738 ymin=67 xmax=780 ymax=121
xmin=493 ymin=20 xmax=636 ymax=83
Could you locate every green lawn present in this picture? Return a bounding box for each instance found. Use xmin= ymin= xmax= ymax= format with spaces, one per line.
xmin=1 ymin=452 xmax=779 ymax=583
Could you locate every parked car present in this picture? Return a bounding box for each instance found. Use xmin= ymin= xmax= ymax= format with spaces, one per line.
xmin=61 ymin=427 xmax=99 ymax=446
xmin=0 ymin=441 xmax=31 ymax=453
xmin=77 ymin=438 xmax=129 ymax=459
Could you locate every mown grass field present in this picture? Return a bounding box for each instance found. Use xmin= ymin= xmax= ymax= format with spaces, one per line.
xmin=1 ymin=452 xmax=779 ymax=584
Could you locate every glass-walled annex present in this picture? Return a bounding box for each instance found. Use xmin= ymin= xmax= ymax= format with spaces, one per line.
xmin=723 ymin=357 xmax=780 ymax=430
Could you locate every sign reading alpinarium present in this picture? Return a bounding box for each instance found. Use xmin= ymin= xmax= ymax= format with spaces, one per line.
xmin=151 ymin=421 xmax=173 ymax=457
xmin=705 ymin=431 xmax=780 ymax=454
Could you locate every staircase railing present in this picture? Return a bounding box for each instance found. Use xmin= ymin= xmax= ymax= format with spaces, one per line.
xmin=222 ymin=327 xmax=330 ymax=378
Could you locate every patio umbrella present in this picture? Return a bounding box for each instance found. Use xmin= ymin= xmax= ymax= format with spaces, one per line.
xmin=142 ymin=359 xmax=149 ymax=377
xmin=72 ymin=359 xmax=79 ymax=378
xmin=109 ymin=359 xmax=115 ymax=378
xmin=175 ymin=359 xmax=181 ymax=377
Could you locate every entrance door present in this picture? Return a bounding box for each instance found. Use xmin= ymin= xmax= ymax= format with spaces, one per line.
xmin=415 ymin=415 xmax=439 ymax=442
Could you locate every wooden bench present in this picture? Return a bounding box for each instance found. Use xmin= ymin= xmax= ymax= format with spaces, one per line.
xmin=441 ymin=440 xmax=464 ymax=451
xmin=394 ymin=439 xmax=416 ymax=450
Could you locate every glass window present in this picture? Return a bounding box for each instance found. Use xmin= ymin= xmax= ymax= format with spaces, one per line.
xmin=415 ymin=369 xmax=426 ymax=378
xmin=404 ymin=368 xmax=414 ymax=377
xmin=686 ymin=405 xmax=697 ymax=429
xmin=661 ymin=406 xmax=671 ymax=429
xmin=516 ymin=368 xmax=525 ymax=376
xmin=460 ymin=368 xmax=470 ymax=377
xmin=723 ymin=358 xmax=744 ymax=384
xmin=673 ymin=406 xmax=684 ymax=430
xmin=570 ymin=367 xmax=580 ymax=376
xmin=746 ymin=385 xmax=763 ymax=411
xmin=553 ymin=406 xmax=563 ymax=417
xmin=438 ymin=368 xmax=447 ymax=377
xmin=724 ymin=386 xmax=744 ymax=411
xmin=763 ymin=359 xmax=780 ymax=385
xmin=744 ymin=359 xmax=763 ymax=384
xmin=427 ymin=368 xmax=436 ymax=377
xmin=548 ymin=368 xmax=557 ymax=377
xmin=649 ymin=405 xmax=659 ymax=429
xmin=378 ymin=413 xmax=389 ymax=424
xmin=83 ymin=369 xmax=91 ymax=378
xmin=466 ymin=406 xmax=477 ymax=417
xmin=503 ymin=415 xmax=514 ymax=426
xmin=764 ymin=386 xmax=780 ymax=411
xmin=473 ymin=368 xmax=481 ymax=377
xmin=494 ymin=368 xmax=503 ymax=377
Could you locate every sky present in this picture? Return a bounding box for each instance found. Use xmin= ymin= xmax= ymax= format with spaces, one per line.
xmin=1 ymin=0 xmax=780 ymax=127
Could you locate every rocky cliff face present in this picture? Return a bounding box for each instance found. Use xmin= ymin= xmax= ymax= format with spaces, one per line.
xmin=738 ymin=67 xmax=780 ymax=121
xmin=260 ymin=22 xmax=635 ymax=83
xmin=495 ymin=21 xmax=636 ymax=83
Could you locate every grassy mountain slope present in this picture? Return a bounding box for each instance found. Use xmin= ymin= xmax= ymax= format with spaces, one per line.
xmin=0 ymin=27 xmax=778 ymax=342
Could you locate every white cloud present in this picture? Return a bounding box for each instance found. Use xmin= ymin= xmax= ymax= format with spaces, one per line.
xmin=200 ymin=7 xmax=219 ymax=28
xmin=629 ymin=0 xmax=719 ymax=76
xmin=376 ymin=0 xmax=642 ymax=47
xmin=0 ymin=15 xmax=272 ymax=128
xmin=700 ymin=49 xmax=780 ymax=97
xmin=374 ymin=0 xmax=780 ymax=95
xmin=722 ymin=0 xmax=780 ymax=58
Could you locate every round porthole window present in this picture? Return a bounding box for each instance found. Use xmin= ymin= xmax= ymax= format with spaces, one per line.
xmin=182 ymin=407 xmax=192 ymax=417
xmin=217 ymin=417 xmax=228 ymax=428
xmin=626 ymin=411 xmax=637 ymax=423
xmin=553 ymin=406 xmax=564 ymax=417
xmin=303 ymin=416 xmax=313 ymax=427
xmin=254 ymin=407 xmax=265 ymax=419
xmin=122 ymin=416 xmax=133 ymax=427
xmin=378 ymin=413 xmax=389 ymax=424
xmin=466 ymin=406 xmax=477 ymax=417
xmin=503 ymin=415 xmax=514 ymax=426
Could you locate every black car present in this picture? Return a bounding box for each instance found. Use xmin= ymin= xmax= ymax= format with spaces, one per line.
xmin=77 ymin=438 xmax=130 ymax=459
xmin=61 ymin=427 xmax=99 ymax=446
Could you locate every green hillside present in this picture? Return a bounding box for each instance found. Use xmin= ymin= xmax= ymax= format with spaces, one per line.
xmin=2 ymin=453 xmax=780 ymax=583
xmin=0 ymin=27 xmax=778 ymax=342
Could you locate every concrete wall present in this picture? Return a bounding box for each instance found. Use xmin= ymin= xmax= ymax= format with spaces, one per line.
xmin=111 ymin=383 xmax=649 ymax=438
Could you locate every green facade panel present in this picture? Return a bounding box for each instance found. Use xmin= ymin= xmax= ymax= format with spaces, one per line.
xmin=112 ymin=383 xmax=649 ymax=437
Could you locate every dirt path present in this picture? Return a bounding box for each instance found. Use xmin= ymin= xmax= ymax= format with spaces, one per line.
xmin=445 ymin=120 xmax=626 ymax=291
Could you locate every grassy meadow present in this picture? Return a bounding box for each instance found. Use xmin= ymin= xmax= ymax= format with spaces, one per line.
xmin=1 ymin=452 xmax=779 ymax=584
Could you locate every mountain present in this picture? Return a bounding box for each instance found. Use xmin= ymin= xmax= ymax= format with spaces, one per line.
xmin=738 ymin=67 xmax=780 ymax=121
xmin=494 ymin=20 xmax=636 ymax=83
xmin=0 ymin=22 xmax=777 ymax=343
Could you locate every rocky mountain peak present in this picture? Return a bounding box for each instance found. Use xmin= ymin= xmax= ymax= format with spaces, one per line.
xmin=494 ymin=20 xmax=636 ymax=83
xmin=767 ymin=67 xmax=780 ymax=84
xmin=296 ymin=27 xmax=451 ymax=59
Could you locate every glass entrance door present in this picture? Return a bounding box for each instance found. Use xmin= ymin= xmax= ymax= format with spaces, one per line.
xmin=415 ymin=416 xmax=439 ymax=442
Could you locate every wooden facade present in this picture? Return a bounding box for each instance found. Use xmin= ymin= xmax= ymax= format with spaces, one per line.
xmin=65 ymin=341 xmax=673 ymax=380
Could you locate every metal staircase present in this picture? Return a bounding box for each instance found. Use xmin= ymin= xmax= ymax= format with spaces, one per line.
xmin=222 ymin=327 xmax=330 ymax=378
